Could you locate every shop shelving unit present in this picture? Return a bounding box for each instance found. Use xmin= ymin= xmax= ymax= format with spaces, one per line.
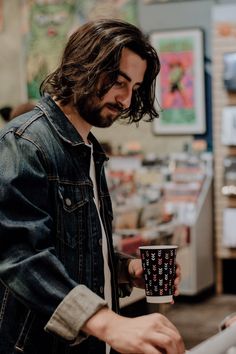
xmin=120 ymin=174 xmax=214 ymax=307
xmin=212 ymin=4 xmax=236 ymax=294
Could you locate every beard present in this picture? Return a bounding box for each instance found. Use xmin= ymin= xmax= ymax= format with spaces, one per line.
xmin=74 ymin=95 xmax=124 ymax=128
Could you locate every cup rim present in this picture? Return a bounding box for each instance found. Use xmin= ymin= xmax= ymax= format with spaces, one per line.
xmin=139 ymin=245 xmax=178 ymax=250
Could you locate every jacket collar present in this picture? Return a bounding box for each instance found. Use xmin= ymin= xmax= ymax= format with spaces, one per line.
xmin=36 ymin=95 xmax=108 ymax=160
xmin=37 ymin=95 xmax=84 ymax=147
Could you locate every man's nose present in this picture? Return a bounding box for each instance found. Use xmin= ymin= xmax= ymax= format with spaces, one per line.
xmin=116 ymin=89 xmax=132 ymax=110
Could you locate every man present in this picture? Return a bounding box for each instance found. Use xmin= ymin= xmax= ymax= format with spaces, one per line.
xmin=0 ymin=19 xmax=185 ymax=354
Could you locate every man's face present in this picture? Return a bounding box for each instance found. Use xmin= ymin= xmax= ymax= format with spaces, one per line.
xmin=76 ymin=47 xmax=147 ymax=128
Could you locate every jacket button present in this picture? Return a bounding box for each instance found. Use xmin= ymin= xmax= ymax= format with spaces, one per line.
xmin=99 ymin=238 xmax=102 ymax=246
xmin=99 ymin=286 xmax=104 ymax=294
xmin=65 ymin=198 xmax=72 ymax=206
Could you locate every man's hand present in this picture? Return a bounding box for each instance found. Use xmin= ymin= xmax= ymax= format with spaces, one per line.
xmin=128 ymin=258 xmax=181 ymax=298
xmin=82 ymin=307 xmax=185 ymax=354
xmin=220 ymin=313 xmax=236 ymax=330
xmin=128 ymin=258 xmax=145 ymax=288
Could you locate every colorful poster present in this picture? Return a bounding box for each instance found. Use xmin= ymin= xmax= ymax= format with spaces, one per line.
xmin=150 ymin=29 xmax=206 ymax=135
xmin=26 ymin=0 xmax=76 ymax=100
xmin=158 ymin=36 xmax=195 ymax=124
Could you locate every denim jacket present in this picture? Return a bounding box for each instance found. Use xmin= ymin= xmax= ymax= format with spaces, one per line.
xmin=0 ymin=95 xmax=132 ymax=354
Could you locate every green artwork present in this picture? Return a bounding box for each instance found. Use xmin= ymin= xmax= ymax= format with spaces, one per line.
xmin=27 ymin=1 xmax=76 ymax=100
xmin=26 ymin=0 xmax=137 ymax=100
xmin=75 ymin=0 xmax=137 ymax=25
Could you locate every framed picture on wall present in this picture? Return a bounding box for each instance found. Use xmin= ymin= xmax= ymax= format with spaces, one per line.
xmin=150 ymin=28 xmax=206 ymax=135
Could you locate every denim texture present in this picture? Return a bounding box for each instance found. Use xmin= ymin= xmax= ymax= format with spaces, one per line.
xmin=0 ymin=95 xmax=121 ymax=354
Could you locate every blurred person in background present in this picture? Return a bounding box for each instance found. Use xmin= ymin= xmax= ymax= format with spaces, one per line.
xmin=10 ymin=101 xmax=35 ymax=120
xmin=0 ymin=105 xmax=12 ymax=127
xmin=0 ymin=102 xmax=35 ymax=128
xmin=0 ymin=19 xmax=184 ymax=354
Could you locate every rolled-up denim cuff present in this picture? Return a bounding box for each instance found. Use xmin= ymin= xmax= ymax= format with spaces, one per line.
xmin=44 ymin=284 xmax=107 ymax=343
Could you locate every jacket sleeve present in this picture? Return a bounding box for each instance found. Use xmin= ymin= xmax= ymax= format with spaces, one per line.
xmin=0 ymin=131 xmax=107 ymax=343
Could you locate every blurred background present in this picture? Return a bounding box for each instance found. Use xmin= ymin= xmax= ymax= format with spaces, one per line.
xmin=1 ymin=0 xmax=236 ymax=350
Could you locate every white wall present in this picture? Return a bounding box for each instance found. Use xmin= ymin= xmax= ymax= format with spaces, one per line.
xmin=93 ymin=120 xmax=193 ymax=156
xmin=0 ymin=1 xmax=27 ymax=107
xmin=94 ymin=0 xmax=215 ymax=154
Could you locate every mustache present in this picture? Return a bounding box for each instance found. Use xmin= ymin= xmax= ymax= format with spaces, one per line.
xmin=105 ymin=103 xmax=127 ymax=115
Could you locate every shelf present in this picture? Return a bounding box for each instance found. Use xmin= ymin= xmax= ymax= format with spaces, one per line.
xmin=212 ymin=5 xmax=236 ymax=294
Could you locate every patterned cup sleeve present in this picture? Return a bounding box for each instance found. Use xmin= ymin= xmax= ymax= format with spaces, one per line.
xmin=141 ymin=248 xmax=177 ymax=297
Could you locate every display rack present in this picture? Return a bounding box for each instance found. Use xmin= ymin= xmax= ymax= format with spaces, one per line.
xmin=212 ymin=4 xmax=236 ymax=294
xmin=177 ymin=175 xmax=214 ymax=295
xmin=120 ymin=175 xmax=214 ymax=307
xmin=107 ymin=153 xmax=214 ymax=306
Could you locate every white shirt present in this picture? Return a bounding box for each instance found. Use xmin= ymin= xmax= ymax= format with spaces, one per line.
xmin=88 ymin=143 xmax=112 ymax=354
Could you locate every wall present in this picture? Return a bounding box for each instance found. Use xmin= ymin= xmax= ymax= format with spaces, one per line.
xmin=94 ymin=0 xmax=215 ymax=154
xmin=94 ymin=0 xmax=214 ymax=154
xmin=0 ymin=1 xmax=27 ymax=107
xmin=211 ymin=3 xmax=236 ymax=293
xmin=94 ymin=0 xmax=236 ymax=154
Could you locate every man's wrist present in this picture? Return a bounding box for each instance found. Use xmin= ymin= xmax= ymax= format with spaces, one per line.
xmin=81 ymin=307 xmax=119 ymax=341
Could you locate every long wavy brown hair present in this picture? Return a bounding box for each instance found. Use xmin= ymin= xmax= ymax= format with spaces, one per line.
xmin=40 ymin=19 xmax=160 ymax=123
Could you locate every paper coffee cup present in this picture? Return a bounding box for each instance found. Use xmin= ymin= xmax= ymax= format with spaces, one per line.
xmin=139 ymin=245 xmax=178 ymax=304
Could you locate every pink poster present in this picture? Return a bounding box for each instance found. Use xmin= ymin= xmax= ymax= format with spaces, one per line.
xmin=150 ymin=29 xmax=206 ymax=134
xmin=161 ymin=51 xmax=194 ymax=110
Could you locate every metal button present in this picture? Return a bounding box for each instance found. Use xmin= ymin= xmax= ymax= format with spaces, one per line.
xmin=99 ymin=286 xmax=104 ymax=294
xmin=65 ymin=198 xmax=72 ymax=206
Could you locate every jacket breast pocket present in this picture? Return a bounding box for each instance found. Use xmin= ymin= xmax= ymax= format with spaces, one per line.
xmin=57 ymin=182 xmax=89 ymax=248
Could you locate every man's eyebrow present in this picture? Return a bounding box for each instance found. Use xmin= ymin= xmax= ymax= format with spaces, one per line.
xmin=118 ymin=70 xmax=131 ymax=82
xmin=118 ymin=70 xmax=142 ymax=86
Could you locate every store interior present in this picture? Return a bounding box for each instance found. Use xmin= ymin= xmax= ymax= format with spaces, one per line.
xmin=1 ymin=0 xmax=236 ymax=351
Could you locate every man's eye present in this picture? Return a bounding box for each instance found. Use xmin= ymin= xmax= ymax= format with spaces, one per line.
xmin=115 ymin=81 xmax=125 ymax=87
